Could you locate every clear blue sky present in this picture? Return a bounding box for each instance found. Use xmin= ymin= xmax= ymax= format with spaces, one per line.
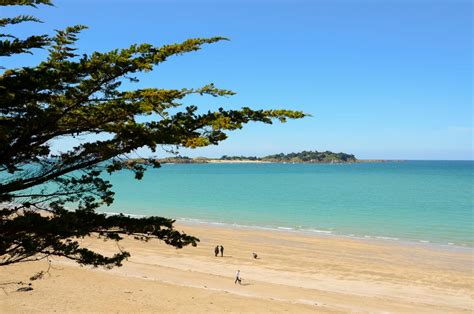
xmin=3 ymin=0 xmax=472 ymax=160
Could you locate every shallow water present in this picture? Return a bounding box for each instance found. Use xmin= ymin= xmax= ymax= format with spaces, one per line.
xmin=102 ymin=161 xmax=473 ymax=247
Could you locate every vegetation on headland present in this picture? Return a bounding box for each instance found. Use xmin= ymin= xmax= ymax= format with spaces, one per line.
xmin=154 ymin=151 xmax=361 ymax=164
xmin=262 ymin=151 xmax=356 ymax=163
xmin=220 ymin=155 xmax=260 ymax=161
xmin=0 ymin=1 xmax=305 ymax=268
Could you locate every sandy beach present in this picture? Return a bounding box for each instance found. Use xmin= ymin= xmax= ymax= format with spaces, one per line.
xmin=204 ymin=159 xmax=270 ymax=163
xmin=1 ymin=223 xmax=472 ymax=313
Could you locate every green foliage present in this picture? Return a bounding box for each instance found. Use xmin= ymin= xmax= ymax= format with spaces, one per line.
xmin=0 ymin=1 xmax=306 ymax=267
xmin=0 ymin=209 xmax=198 ymax=266
xmin=262 ymin=151 xmax=356 ymax=163
xmin=155 ymin=156 xmax=198 ymax=164
xmin=220 ymin=155 xmax=259 ymax=161
xmin=218 ymin=151 xmax=356 ymax=163
xmin=0 ymin=0 xmax=52 ymax=57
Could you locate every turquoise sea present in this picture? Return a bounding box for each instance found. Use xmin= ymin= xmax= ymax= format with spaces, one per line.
xmin=103 ymin=161 xmax=473 ymax=247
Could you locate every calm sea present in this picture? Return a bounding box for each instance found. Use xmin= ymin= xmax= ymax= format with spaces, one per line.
xmin=103 ymin=161 xmax=473 ymax=247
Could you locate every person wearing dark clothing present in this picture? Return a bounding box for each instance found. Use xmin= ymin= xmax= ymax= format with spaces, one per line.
xmin=219 ymin=245 xmax=224 ymax=257
xmin=214 ymin=245 xmax=219 ymax=257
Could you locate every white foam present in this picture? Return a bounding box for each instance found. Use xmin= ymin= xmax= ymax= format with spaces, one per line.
xmin=302 ymin=229 xmax=333 ymax=234
xmin=375 ymin=236 xmax=399 ymax=241
xmin=277 ymin=226 xmax=294 ymax=230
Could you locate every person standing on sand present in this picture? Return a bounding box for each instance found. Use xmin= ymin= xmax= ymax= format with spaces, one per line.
xmin=220 ymin=245 xmax=224 ymax=257
xmin=235 ymin=270 xmax=241 ymax=284
xmin=214 ymin=245 xmax=219 ymax=257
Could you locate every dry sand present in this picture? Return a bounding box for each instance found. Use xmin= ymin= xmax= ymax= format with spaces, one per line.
xmin=1 ymin=223 xmax=473 ymax=313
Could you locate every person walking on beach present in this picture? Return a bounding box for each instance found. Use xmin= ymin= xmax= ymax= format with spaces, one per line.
xmin=252 ymin=252 xmax=258 ymax=259
xmin=234 ymin=270 xmax=241 ymax=284
xmin=220 ymin=245 xmax=224 ymax=257
xmin=214 ymin=245 xmax=219 ymax=257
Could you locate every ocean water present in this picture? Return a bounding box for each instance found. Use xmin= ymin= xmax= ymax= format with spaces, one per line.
xmin=103 ymin=161 xmax=473 ymax=247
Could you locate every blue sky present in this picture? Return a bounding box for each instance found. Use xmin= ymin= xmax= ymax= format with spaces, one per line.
xmin=3 ymin=0 xmax=472 ymax=159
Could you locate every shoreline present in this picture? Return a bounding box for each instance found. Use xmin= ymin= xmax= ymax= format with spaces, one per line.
xmin=176 ymin=218 xmax=474 ymax=253
xmin=176 ymin=218 xmax=474 ymax=252
xmin=101 ymin=211 xmax=474 ymax=251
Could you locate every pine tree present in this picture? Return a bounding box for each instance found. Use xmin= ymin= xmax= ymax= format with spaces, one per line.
xmin=0 ymin=0 xmax=305 ymax=267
